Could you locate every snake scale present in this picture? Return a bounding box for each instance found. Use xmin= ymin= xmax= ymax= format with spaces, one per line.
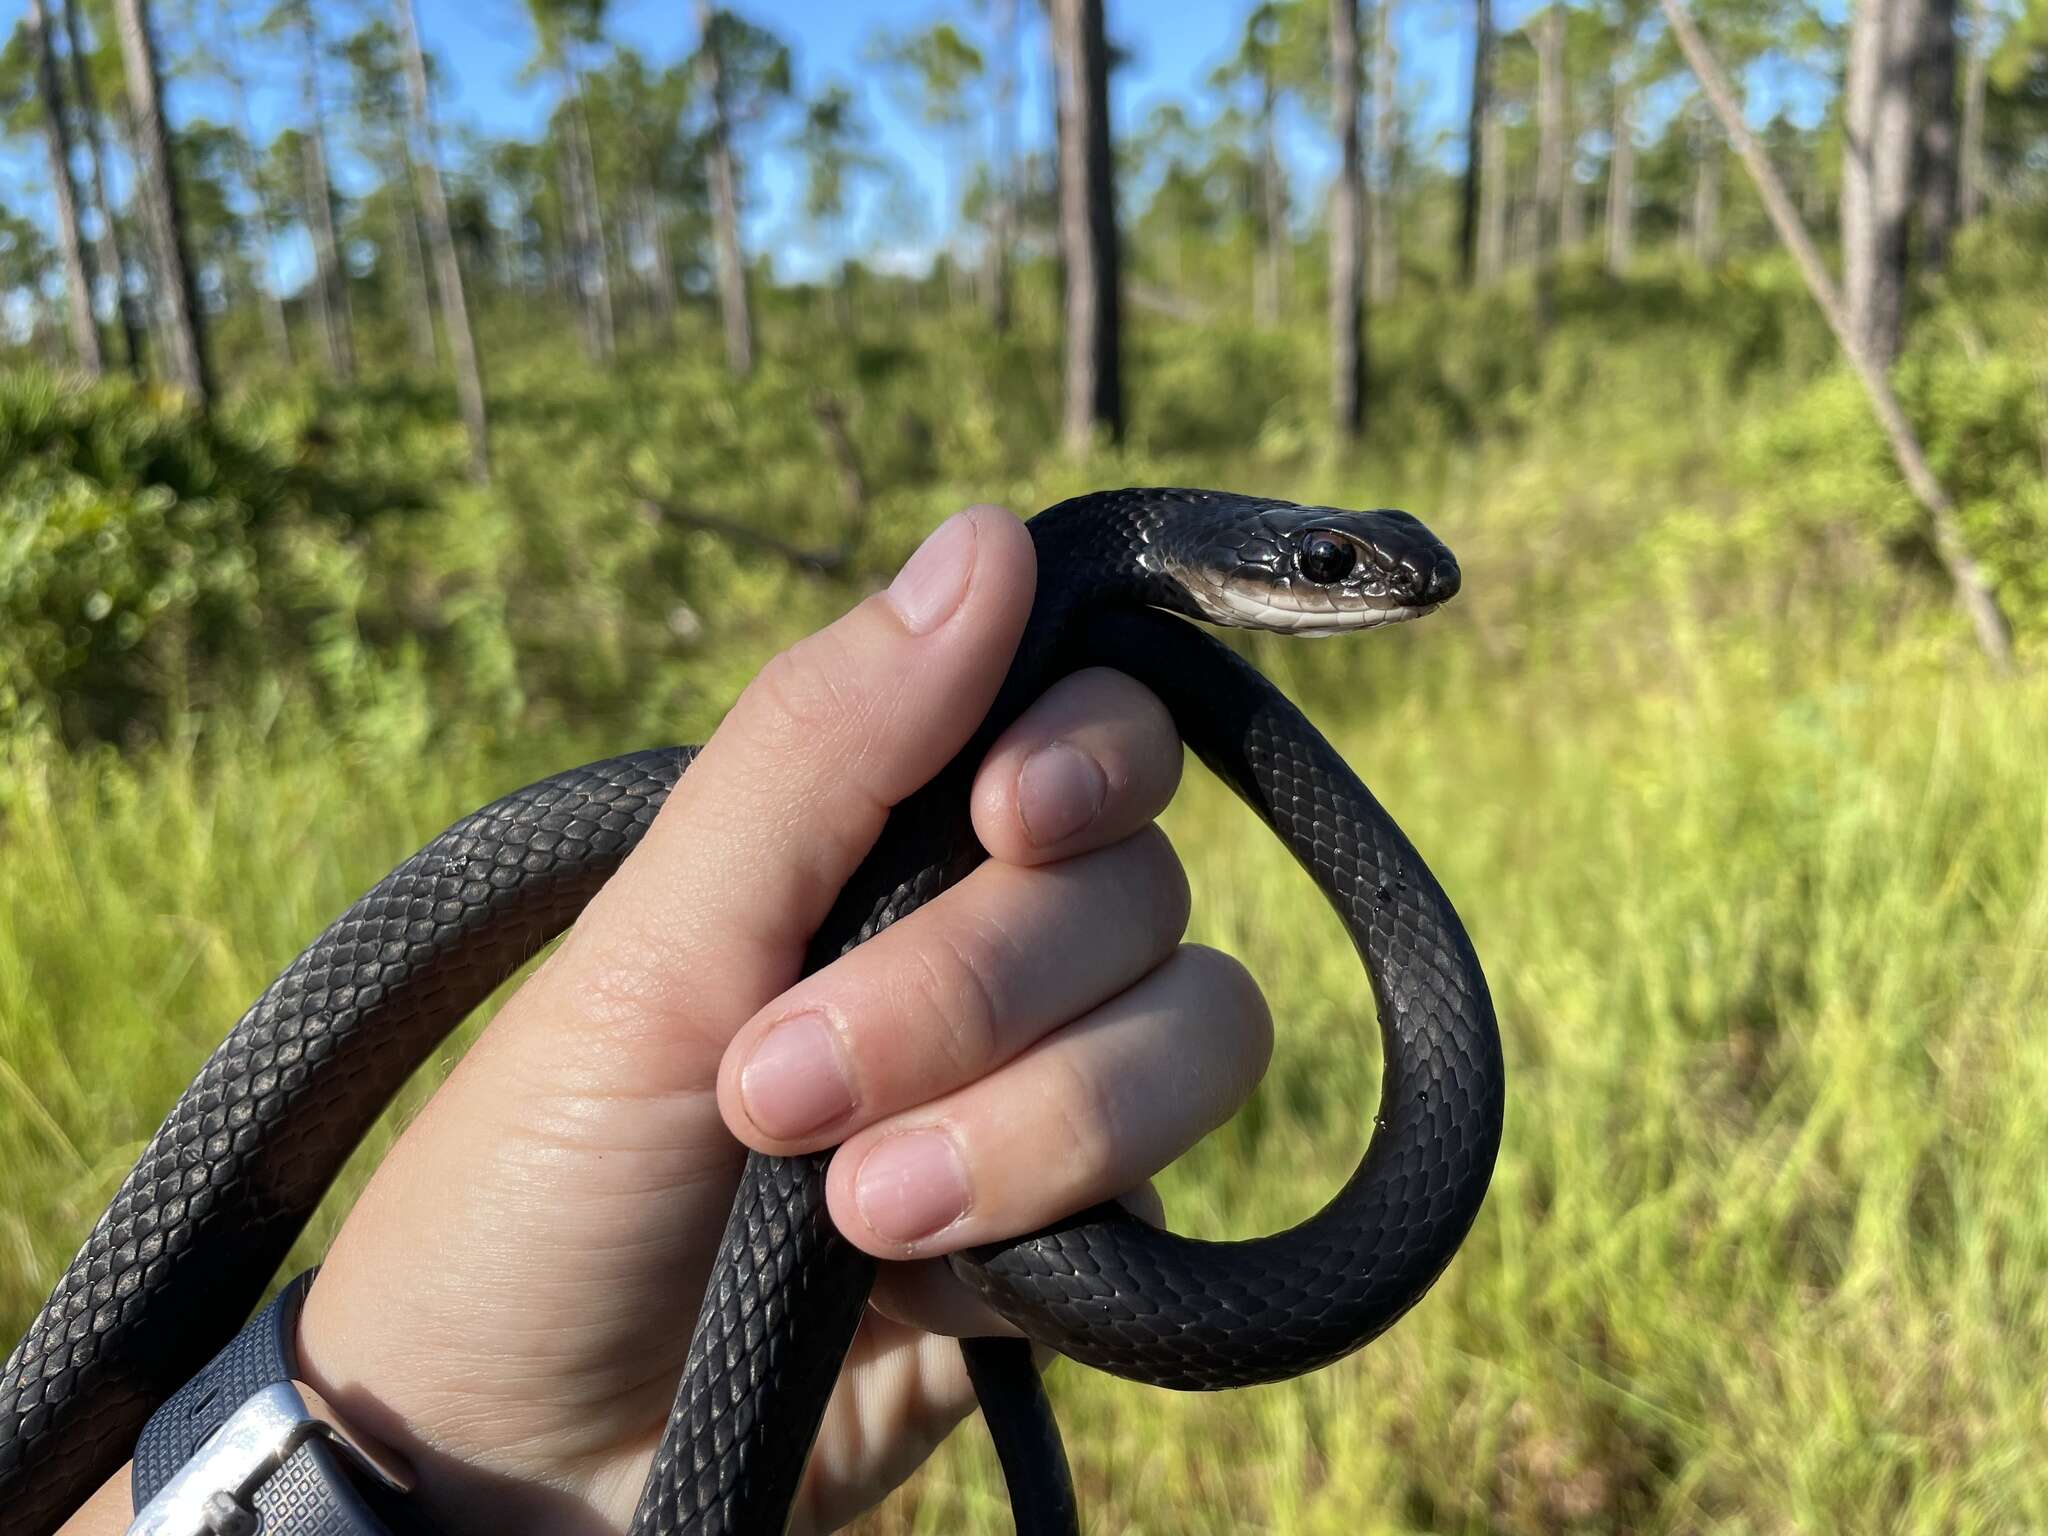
xmin=2 ymin=488 xmax=1503 ymax=1535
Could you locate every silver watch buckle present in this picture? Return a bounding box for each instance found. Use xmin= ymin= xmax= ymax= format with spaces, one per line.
xmin=125 ymin=1381 xmax=410 ymax=1536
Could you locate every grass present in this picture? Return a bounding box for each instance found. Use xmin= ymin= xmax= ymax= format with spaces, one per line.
xmin=6 ymin=258 xmax=2048 ymax=1531
xmin=886 ymin=580 xmax=2048 ymax=1531
xmin=10 ymin=598 xmax=2045 ymax=1533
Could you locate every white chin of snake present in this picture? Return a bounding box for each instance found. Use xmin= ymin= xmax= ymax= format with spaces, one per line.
xmin=1188 ymin=588 xmax=1439 ymax=636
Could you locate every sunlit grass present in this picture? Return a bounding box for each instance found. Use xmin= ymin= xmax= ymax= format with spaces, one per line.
xmin=6 ymin=250 xmax=2048 ymax=1530
xmin=7 ymin=570 xmax=2045 ymax=1534
xmin=848 ymin=622 xmax=2047 ymax=1534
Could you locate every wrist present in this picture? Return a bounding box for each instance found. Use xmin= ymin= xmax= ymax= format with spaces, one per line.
xmin=292 ymin=1274 xmax=615 ymax=1536
xmin=55 ymin=1464 xmax=135 ymax=1536
xmin=290 ymin=1281 xmax=470 ymax=1536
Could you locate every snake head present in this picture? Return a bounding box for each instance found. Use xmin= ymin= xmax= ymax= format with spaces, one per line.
xmin=1147 ymin=495 xmax=1462 ymax=636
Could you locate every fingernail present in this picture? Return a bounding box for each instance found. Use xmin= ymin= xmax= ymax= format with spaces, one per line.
xmin=855 ymin=1129 xmax=971 ymax=1244
xmin=886 ymin=513 xmax=978 ymax=635
xmin=741 ymin=1014 xmax=854 ymax=1140
xmin=1017 ymin=743 xmax=1107 ymax=847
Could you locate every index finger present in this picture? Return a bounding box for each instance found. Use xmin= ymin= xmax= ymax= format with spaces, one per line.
xmin=521 ymin=504 xmax=1039 ymax=1084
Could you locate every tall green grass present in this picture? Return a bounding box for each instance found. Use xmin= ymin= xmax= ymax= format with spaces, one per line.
xmin=6 ymin=234 xmax=2048 ymax=1531
xmin=7 ymin=519 xmax=2044 ymax=1534
xmin=6 ymin=597 xmax=2042 ymax=1533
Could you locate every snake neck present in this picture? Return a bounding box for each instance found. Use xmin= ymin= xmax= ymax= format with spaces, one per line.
xmin=1014 ymin=491 xmax=1201 ymax=699
xmin=1027 ymin=486 xmax=1335 ymax=637
xmin=1026 ymin=491 xmax=1197 ymax=621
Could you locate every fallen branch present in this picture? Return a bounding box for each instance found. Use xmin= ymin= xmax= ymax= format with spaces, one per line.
xmin=1127 ymin=280 xmax=1214 ymax=324
xmin=807 ymin=390 xmax=872 ymax=544
xmin=631 ymin=397 xmax=876 ymax=582
xmin=635 ymin=493 xmax=853 ymax=577
xmin=1657 ymin=0 xmax=2013 ymax=671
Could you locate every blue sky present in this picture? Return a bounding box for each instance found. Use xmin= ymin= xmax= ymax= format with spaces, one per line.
xmin=0 ymin=0 xmax=1832 ymax=290
xmin=390 ymin=0 xmax=1487 ymax=252
xmin=373 ymin=0 xmax=1496 ymax=279
xmin=0 ymin=0 xmax=1483 ymax=286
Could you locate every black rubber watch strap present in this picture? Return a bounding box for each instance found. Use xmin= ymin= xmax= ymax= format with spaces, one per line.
xmin=131 ymin=1270 xmax=416 ymax=1535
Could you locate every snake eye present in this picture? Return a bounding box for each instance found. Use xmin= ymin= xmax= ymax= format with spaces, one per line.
xmin=1299 ymin=533 xmax=1358 ymax=585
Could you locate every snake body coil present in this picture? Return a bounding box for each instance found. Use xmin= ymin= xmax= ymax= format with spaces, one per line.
xmin=2 ymin=489 xmax=1503 ymax=1535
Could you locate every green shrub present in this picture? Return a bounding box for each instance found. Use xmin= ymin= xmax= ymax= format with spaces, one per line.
xmin=0 ymin=371 xmax=353 ymax=740
xmin=7 ymin=209 xmax=2042 ymax=749
xmin=1738 ymin=225 xmax=2048 ymax=634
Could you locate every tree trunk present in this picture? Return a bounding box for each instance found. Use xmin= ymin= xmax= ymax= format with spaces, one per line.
xmin=209 ymin=0 xmax=289 ymax=367
xmin=1605 ymin=73 xmax=1634 ymax=272
xmin=1842 ymin=0 xmax=1883 ymax=329
xmin=297 ymin=1 xmax=354 ymax=378
xmin=1330 ymin=0 xmax=1366 ymax=438
xmin=553 ymin=119 xmax=598 ymax=354
xmin=566 ymin=78 xmax=616 ymax=362
xmin=31 ymin=299 xmax=65 ymax=366
xmin=1868 ymin=0 xmax=1924 ymax=364
xmin=1052 ymin=0 xmax=1121 ymax=450
xmin=1369 ymin=0 xmax=1399 ymax=301
xmin=1533 ymin=3 xmax=1565 ymax=320
xmin=986 ymin=0 xmax=1018 ymax=333
xmin=115 ymin=104 xmax=174 ymax=367
xmin=1479 ymin=105 xmax=1507 ymax=281
xmin=643 ymin=191 xmax=679 ymax=337
xmin=28 ymin=0 xmax=104 ymax=375
xmin=113 ymin=0 xmax=210 ymax=405
xmin=833 ymin=261 xmax=855 ymax=336
xmin=1802 ymin=162 xmax=1827 ymax=224
xmin=1691 ymin=111 xmax=1721 ymax=264
xmin=396 ymin=0 xmax=489 ymax=483
xmin=942 ymin=141 xmax=973 ymax=312
xmin=1918 ymin=0 xmax=1959 ymax=270
xmin=697 ymin=0 xmax=754 ymax=376
xmin=1843 ymin=0 xmax=1920 ymax=369
xmin=64 ymin=0 xmax=147 ymax=374
xmin=608 ymin=196 xmax=633 ymax=334
xmin=1255 ymin=73 xmax=1285 ymax=326
xmin=544 ymin=217 xmax=569 ymax=306
xmin=235 ymin=159 xmax=294 ymax=369
xmin=1656 ymin=0 xmax=2011 ymax=671
xmin=1958 ymin=0 xmax=1986 ymax=221
xmin=1512 ymin=190 xmax=1536 ymax=265
xmin=1458 ymin=0 xmax=1492 ymax=285
xmin=395 ymin=141 xmax=439 ymax=366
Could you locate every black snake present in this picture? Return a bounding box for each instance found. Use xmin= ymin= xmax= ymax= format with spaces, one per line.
xmin=2 ymin=488 xmax=1503 ymax=1535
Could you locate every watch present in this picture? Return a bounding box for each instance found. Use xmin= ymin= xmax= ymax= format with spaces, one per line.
xmin=127 ymin=1271 xmax=424 ymax=1536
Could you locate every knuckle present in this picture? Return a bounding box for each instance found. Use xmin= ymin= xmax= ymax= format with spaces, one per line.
xmin=1113 ymin=826 xmax=1192 ymax=945
xmin=1068 ymin=665 xmax=1164 ymax=721
xmin=749 ymin=634 xmax=868 ymax=753
xmin=792 ymin=815 xmax=884 ymax=927
xmin=1078 ymin=669 xmax=1181 ymax=782
xmin=1101 ymin=669 xmax=1178 ymax=747
xmin=1176 ymin=945 xmax=1275 ymax=1076
xmin=526 ymin=929 xmax=715 ymax=1082
xmin=892 ymin=920 xmax=1008 ymax=1080
xmin=1040 ymin=1048 xmax=1121 ymax=1191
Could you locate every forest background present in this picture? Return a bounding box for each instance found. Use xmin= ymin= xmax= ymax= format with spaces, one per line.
xmin=3 ymin=0 xmax=2048 ymax=1527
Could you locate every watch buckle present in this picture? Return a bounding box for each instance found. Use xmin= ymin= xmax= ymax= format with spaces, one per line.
xmin=124 ymin=1381 xmax=410 ymax=1536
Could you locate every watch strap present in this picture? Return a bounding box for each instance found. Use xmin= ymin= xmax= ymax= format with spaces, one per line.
xmin=130 ymin=1271 xmax=422 ymax=1536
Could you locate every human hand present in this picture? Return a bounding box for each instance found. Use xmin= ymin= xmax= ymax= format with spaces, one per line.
xmin=67 ymin=505 xmax=1274 ymax=1535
